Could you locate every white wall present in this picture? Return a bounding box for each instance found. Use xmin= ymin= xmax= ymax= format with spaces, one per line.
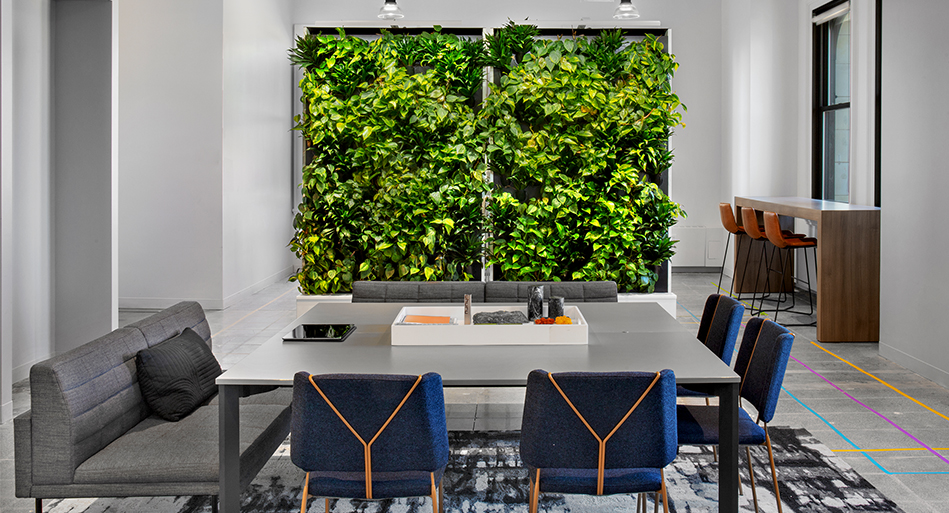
xmin=293 ymin=0 xmax=726 ymax=272
xmin=878 ymin=0 xmax=949 ymax=386
xmin=118 ymin=0 xmax=295 ymax=310
xmin=222 ymin=0 xmax=295 ymax=304
xmin=6 ymin=0 xmax=54 ymax=401
xmin=117 ymin=0 xmax=225 ymax=309
xmin=51 ymin=0 xmax=114 ymax=354
xmin=0 ymin=0 xmax=14 ymax=423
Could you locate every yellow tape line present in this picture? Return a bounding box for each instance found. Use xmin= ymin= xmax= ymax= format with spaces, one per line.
xmin=809 ymin=340 xmax=949 ymax=424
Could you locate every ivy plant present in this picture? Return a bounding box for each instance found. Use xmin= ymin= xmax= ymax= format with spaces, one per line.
xmin=481 ymin=30 xmax=685 ymax=292
xmin=290 ymin=29 xmax=489 ymax=294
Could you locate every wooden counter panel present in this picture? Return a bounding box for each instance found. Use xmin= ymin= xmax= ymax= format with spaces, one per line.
xmin=733 ymin=196 xmax=880 ymax=342
xmin=816 ymin=210 xmax=880 ymax=342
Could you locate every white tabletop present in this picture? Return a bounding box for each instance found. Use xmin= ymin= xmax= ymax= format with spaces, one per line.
xmin=217 ymin=302 xmax=740 ymax=388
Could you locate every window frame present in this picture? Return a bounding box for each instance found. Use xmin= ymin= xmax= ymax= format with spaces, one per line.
xmin=812 ymin=0 xmax=852 ymax=202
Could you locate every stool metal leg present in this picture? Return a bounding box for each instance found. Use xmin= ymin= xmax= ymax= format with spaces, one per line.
xmin=718 ymin=232 xmax=732 ymax=295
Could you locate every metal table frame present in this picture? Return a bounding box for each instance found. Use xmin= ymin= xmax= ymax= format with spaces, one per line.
xmin=216 ymin=302 xmax=741 ymax=512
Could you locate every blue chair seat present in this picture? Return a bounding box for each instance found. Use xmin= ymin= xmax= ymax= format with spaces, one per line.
xmin=303 ymin=468 xmax=446 ymax=499
xmin=531 ymin=467 xmax=663 ymax=495
xmin=676 ymin=404 xmax=766 ymax=446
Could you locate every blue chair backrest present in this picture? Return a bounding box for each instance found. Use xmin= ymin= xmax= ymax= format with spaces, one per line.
xmin=520 ymin=369 xmax=677 ymax=471
xmin=696 ymin=294 xmax=745 ymax=366
xmin=291 ymin=372 xmax=449 ymax=474
xmin=733 ymin=317 xmax=794 ymax=423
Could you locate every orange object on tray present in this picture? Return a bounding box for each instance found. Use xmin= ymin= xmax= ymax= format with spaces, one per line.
xmin=402 ymin=315 xmax=452 ymax=325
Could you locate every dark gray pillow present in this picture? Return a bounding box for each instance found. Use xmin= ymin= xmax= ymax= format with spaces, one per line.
xmin=136 ymin=327 xmax=222 ymax=421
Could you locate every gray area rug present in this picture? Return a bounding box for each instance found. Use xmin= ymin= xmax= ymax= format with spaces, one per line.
xmin=44 ymin=427 xmax=901 ymax=513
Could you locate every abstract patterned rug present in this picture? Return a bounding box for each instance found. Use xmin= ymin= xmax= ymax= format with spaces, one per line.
xmin=45 ymin=427 xmax=902 ymax=513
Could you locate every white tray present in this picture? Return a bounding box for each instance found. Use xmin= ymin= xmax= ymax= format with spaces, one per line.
xmin=390 ymin=305 xmax=588 ymax=346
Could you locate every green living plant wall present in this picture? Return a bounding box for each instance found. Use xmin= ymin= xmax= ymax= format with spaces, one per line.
xmin=481 ymin=28 xmax=686 ymax=292
xmin=289 ymin=29 xmax=489 ymax=294
xmin=289 ymin=26 xmax=685 ymax=294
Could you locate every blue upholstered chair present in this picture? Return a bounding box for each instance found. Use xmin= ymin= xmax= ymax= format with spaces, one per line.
xmin=520 ymin=369 xmax=678 ymax=513
xmin=677 ymin=317 xmax=794 ymax=513
xmin=696 ymin=294 xmax=745 ymax=364
xmin=680 ymin=294 xmax=745 ymax=398
xmin=291 ymin=372 xmax=450 ymax=513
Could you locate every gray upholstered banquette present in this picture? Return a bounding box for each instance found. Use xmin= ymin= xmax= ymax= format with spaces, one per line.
xmin=14 ymin=301 xmax=292 ymax=512
xmin=351 ymin=280 xmax=618 ymax=303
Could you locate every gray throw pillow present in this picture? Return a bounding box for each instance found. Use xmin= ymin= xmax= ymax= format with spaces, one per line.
xmin=136 ymin=327 xmax=222 ymax=421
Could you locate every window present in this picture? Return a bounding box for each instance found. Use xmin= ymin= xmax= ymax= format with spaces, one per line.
xmin=813 ymin=1 xmax=851 ymax=203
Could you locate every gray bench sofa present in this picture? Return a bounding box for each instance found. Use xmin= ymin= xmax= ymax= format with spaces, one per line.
xmin=351 ymin=280 xmax=618 ymax=303
xmin=14 ymin=301 xmax=292 ymax=513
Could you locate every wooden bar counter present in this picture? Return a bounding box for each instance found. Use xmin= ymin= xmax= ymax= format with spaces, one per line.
xmin=734 ymin=196 xmax=880 ymax=342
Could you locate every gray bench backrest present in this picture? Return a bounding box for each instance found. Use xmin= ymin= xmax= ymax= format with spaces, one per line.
xmin=352 ymin=281 xmax=486 ymax=303
xmin=351 ymin=281 xmax=618 ymax=303
xmin=484 ymin=281 xmax=618 ymax=303
xmin=125 ymin=301 xmax=212 ymax=348
xmin=28 ymin=301 xmax=209 ymax=485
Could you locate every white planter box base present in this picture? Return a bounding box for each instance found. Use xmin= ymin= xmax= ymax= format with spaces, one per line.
xmin=618 ymin=292 xmax=677 ymax=317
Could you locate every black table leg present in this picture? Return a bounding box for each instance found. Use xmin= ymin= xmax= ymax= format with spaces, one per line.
xmin=219 ymin=384 xmax=240 ymax=513
xmin=717 ymin=382 xmax=739 ymax=512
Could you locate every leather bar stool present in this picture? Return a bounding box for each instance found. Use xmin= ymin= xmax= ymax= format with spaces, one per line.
xmin=739 ymin=207 xmax=806 ymax=315
xmin=763 ymin=211 xmax=817 ymax=325
xmin=720 ymin=203 xmax=804 ymax=300
xmin=717 ymin=203 xmax=745 ymax=298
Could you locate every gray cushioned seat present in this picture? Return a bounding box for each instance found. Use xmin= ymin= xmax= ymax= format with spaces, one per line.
xmin=484 ymin=281 xmax=617 ymax=303
xmin=15 ymin=301 xmax=293 ymax=505
xmin=74 ymin=399 xmax=290 ymax=487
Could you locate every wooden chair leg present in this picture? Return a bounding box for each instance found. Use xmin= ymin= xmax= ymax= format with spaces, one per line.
xmin=529 ymin=469 xmax=541 ymax=513
xmin=35 ymin=498 xmax=43 ymax=513
xmin=325 ymin=498 xmax=330 ymax=513
xmin=764 ymin=424 xmax=784 ymax=513
xmin=746 ymin=446 xmax=759 ymax=513
xmin=439 ymin=477 xmax=445 ymax=513
xmin=660 ymin=469 xmax=669 ymax=513
xmin=300 ymin=472 xmax=310 ymax=513
xmin=210 ymin=495 xmax=218 ymax=513
xmin=637 ymin=492 xmax=644 ymax=513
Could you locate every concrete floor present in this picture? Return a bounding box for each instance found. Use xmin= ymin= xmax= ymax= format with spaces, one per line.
xmin=3 ymin=272 xmax=949 ymax=512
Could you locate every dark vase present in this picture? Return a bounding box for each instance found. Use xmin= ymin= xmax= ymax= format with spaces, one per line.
xmin=548 ymin=296 xmax=564 ymax=318
xmin=528 ymin=285 xmax=544 ymax=321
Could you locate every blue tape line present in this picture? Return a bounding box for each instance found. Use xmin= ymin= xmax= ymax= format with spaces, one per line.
xmin=680 ymin=295 xmax=949 ymax=475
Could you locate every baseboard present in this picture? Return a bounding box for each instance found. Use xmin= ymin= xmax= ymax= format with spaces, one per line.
xmin=618 ymin=292 xmax=677 ymax=317
xmin=879 ymin=342 xmax=949 ymax=389
xmin=672 ymin=266 xmax=721 ymax=273
xmin=13 ymin=359 xmax=34 ymax=384
xmin=1 ymin=400 xmax=12 ymax=423
xmin=119 ymin=266 xmax=294 ymax=311
xmin=119 ymin=295 xmax=226 ymax=311
xmin=221 ymin=266 xmax=294 ymax=310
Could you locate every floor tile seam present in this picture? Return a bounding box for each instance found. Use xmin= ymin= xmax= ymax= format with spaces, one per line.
xmin=790 ymin=354 xmax=949 ymax=470
xmin=211 ymin=287 xmax=295 ymax=338
xmin=698 ymin=277 xmax=949 ymax=475
xmin=807 ymin=339 xmax=949 ymax=424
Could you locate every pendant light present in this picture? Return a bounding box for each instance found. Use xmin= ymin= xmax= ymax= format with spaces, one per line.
xmin=613 ymin=0 xmax=640 ymax=20
xmin=378 ymin=0 xmax=404 ymax=20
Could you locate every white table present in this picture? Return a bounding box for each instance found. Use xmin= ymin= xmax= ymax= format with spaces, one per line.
xmin=216 ymin=302 xmax=741 ymax=512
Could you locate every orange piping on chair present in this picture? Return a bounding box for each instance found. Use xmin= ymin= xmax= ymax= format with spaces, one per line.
xmin=309 ymin=374 xmax=424 ymax=499
xmin=547 ymin=371 xmax=662 ymax=495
